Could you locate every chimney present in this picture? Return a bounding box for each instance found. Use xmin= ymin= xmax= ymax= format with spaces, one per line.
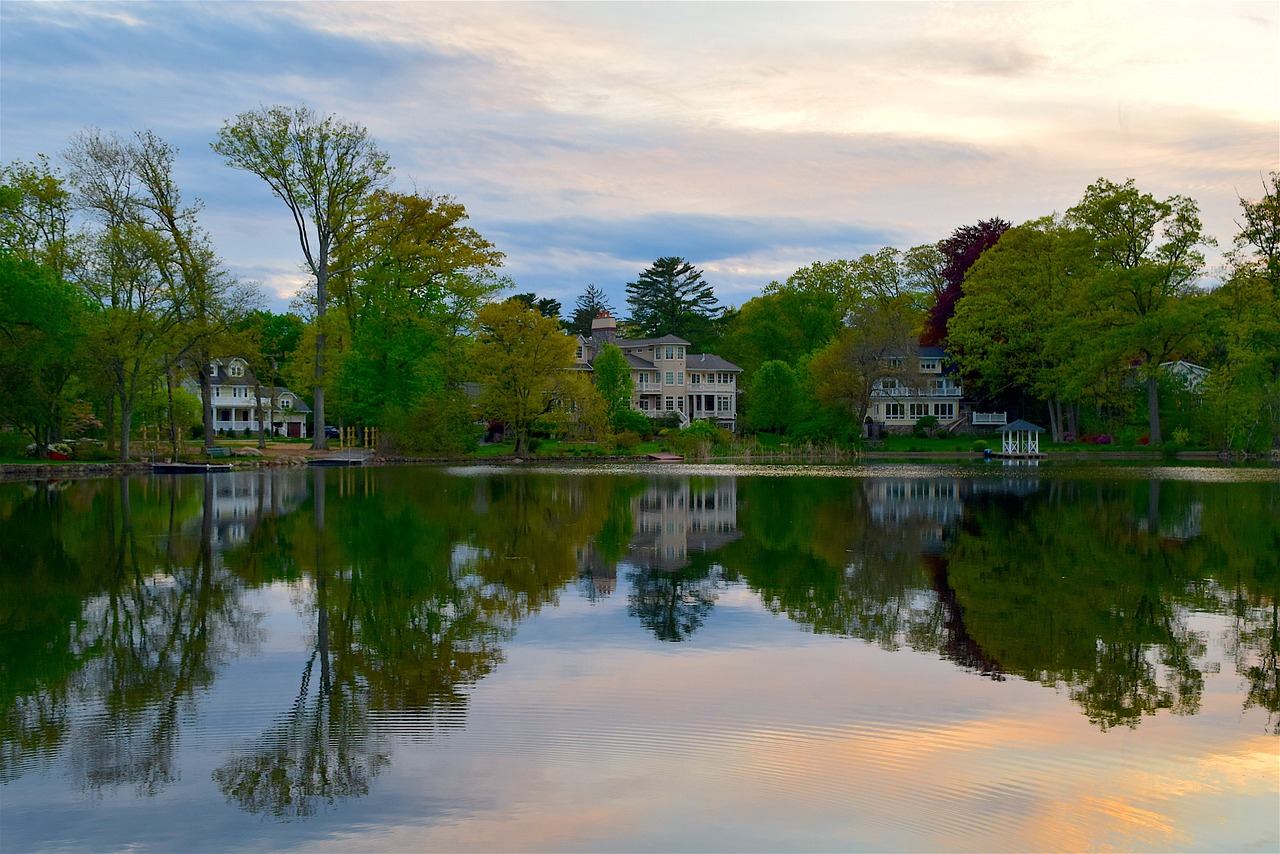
xmin=590 ymin=310 xmax=617 ymax=349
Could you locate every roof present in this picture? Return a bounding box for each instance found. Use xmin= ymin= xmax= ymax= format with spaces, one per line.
xmin=686 ymin=353 xmax=742 ymax=372
xmin=999 ymin=419 xmax=1045 ymax=433
xmin=615 ymin=334 xmax=691 ymax=348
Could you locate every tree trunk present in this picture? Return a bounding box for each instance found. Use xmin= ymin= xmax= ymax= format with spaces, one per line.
xmin=255 ymin=383 xmax=267 ymax=449
xmin=166 ymin=368 xmax=180 ymax=459
xmin=200 ymin=359 xmax=215 ymax=452
xmin=1146 ymin=373 xmax=1163 ymax=444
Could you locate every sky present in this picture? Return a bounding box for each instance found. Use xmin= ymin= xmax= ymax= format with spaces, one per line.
xmin=2 ymin=1 xmax=1277 ymax=315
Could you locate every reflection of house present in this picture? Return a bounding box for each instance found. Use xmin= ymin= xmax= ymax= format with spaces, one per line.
xmin=182 ymin=469 xmax=310 ymax=550
xmin=574 ymin=312 xmax=742 ymax=431
xmin=866 ymin=478 xmax=966 ymax=554
xmin=626 ymin=479 xmax=741 ymax=571
xmin=184 ymin=358 xmax=311 ymax=438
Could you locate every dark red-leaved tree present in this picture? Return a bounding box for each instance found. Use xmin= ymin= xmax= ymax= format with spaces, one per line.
xmin=921 ymin=218 xmax=1011 ymax=346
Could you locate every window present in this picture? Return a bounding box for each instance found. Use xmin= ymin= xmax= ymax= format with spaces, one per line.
xmin=885 ymin=403 xmax=905 ymax=419
xmin=909 ymin=402 xmax=929 ymax=418
xmin=665 ymin=345 xmax=675 ymax=360
xmin=575 ymin=345 xmax=584 ymax=360
xmin=934 ymin=403 xmax=955 ymax=420
xmin=717 ymin=396 xmax=731 ymax=412
xmin=665 ymin=371 xmax=675 ymax=385
xmin=665 ymin=397 xmax=675 ymax=411
xmin=677 ymin=397 xmax=684 ymax=412
xmin=920 ymin=359 xmax=939 ymax=371
xmin=208 ymin=363 xmax=217 ymax=377
xmin=886 ymin=357 xmax=904 ymax=369
xmin=639 ymin=399 xmax=650 ymax=411
xmin=229 ymin=362 xmax=245 ymax=378
xmin=677 ymin=372 xmax=684 ymax=385
xmin=281 ymin=398 xmax=292 ymax=409
xmin=637 ymin=372 xmax=647 ymax=384
xmin=677 ymin=346 xmax=684 ymax=359
xmin=214 ymin=386 xmax=221 ymax=398
xmin=719 ymin=372 xmax=732 ymax=385
xmin=691 ymin=373 xmax=701 ymax=385
xmin=880 ymin=378 xmax=899 ymax=391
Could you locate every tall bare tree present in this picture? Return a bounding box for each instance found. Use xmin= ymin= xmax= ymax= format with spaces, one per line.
xmin=213 ymin=105 xmax=392 ymax=449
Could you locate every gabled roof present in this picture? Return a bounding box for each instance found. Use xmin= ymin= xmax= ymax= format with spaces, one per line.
xmin=999 ymin=419 xmax=1045 ymax=433
xmin=687 ymin=353 xmax=742 ymax=372
xmin=616 ymin=334 xmax=691 ymax=348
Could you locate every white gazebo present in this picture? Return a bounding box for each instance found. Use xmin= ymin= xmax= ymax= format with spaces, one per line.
xmin=997 ymin=419 xmax=1046 ymax=457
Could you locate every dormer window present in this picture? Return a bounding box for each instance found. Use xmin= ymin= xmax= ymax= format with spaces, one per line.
xmin=920 ymin=359 xmax=939 ymax=371
xmin=228 ymin=362 xmax=245 ymax=378
xmin=208 ymin=363 xmax=217 ymax=377
xmin=886 ymin=357 xmax=904 ymax=370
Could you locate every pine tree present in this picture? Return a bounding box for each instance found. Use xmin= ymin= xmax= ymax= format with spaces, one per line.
xmin=569 ymin=284 xmax=613 ymax=336
xmin=625 ymin=257 xmax=722 ymax=346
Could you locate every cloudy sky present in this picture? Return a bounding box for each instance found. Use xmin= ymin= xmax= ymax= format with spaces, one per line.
xmin=3 ymin=1 xmax=1276 ymax=314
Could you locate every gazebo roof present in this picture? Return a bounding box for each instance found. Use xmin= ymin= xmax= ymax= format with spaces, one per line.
xmin=999 ymin=419 xmax=1045 ymax=433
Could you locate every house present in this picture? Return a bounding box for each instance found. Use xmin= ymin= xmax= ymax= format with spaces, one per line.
xmin=184 ymin=357 xmax=312 ymax=438
xmin=865 ymin=346 xmax=1006 ymax=436
xmin=574 ymin=312 xmax=743 ymax=431
xmin=1159 ymin=360 xmax=1210 ymax=394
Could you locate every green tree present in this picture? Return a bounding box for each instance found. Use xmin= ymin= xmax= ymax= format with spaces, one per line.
xmin=474 ymin=299 xmax=576 ymax=453
xmin=1066 ymin=178 xmax=1212 ymax=443
xmin=0 ymin=252 xmax=87 ymax=450
xmin=510 ymin=292 xmax=562 ymax=320
xmin=718 ymin=287 xmax=841 ymax=378
xmin=746 ymin=360 xmax=801 ymax=434
xmin=948 ymin=217 xmax=1099 ymax=441
xmin=213 ymin=105 xmax=393 ymax=450
xmin=625 ymin=257 xmax=722 ymax=347
xmin=326 ymin=190 xmax=505 ymax=451
xmin=591 ymin=342 xmax=634 ymax=424
xmin=569 ymin=283 xmax=613 ymax=337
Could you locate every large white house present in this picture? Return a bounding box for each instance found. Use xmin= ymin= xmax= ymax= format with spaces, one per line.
xmin=574 ymin=312 xmax=743 ymax=431
xmin=184 ymin=357 xmax=312 ymax=438
xmin=866 ymin=346 xmax=1006 ymax=436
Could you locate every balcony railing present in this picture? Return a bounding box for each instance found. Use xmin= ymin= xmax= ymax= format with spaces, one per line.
xmin=871 ymin=387 xmax=963 ymax=398
xmin=972 ymin=412 xmax=1007 ymax=425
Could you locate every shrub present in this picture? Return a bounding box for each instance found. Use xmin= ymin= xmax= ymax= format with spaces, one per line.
xmin=912 ymin=415 xmax=940 ymax=438
xmin=612 ymin=408 xmax=654 ymax=439
xmin=971 ymin=440 xmax=988 ymax=453
xmin=615 ymin=430 xmax=641 ymax=451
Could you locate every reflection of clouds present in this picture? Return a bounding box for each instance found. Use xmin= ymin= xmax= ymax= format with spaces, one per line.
xmin=344 ymin=637 xmax=1278 ymax=852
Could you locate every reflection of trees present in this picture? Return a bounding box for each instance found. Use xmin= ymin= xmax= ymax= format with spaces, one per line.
xmin=627 ymin=558 xmax=723 ymax=642
xmin=215 ymin=467 xmax=626 ymax=816
xmin=725 ymin=474 xmax=1280 ymax=731
xmin=0 ymin=476 xmax=259 ymax=792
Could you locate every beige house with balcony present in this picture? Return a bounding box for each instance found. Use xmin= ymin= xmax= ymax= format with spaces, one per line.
xmin=574 ymin=312 xmax=742 ymax=431
xmin=866 ymin=346 xmax=1006 ymax=436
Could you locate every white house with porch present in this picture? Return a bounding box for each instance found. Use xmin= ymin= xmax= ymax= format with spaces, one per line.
xmin=184 ymin=358 xmax=312 ymax=438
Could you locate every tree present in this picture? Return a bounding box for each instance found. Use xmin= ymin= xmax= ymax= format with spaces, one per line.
xmin=1066 ymin=178 xmax=1211 ymax=443
xmin=625 ymin=257 xmax=722 ymax=347
xmin=809 ymin=298 xmax=921 ymax=432
xmin=948 ymin=217 xmax=1100 ymax=441
xmin=591 ymin=342 xmax=634 ymax=425
xmin=569 ymin=284 xmax=613 ymax=337
xmin=474 ymin=299 xmax=576 ymax=453
xmin=213 ymin=105 xmax=393 ymax=449
xmin=510 ymin=292 xmax=562 ymax=320
xmin=746 ymin=360 xmax=801 ymax=434
xmin=1232 ymin=171 xmax=1280 ymax=299
xmin=0 ymin=252 xmax=86 ymax=450
xmin=717 ymin=288 xmax=841 ymax=378
xmin=326 ymin=190 xmax=505 ymax=450
xmin=921 ymin=218 xmax=1011 ymax=346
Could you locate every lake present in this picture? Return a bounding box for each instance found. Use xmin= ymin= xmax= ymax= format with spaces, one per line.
xmin=1 ymin=462 xmax=1277 ymax=852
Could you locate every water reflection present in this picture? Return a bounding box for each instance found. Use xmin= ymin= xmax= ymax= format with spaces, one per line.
xmin=1 ymin=465 xmax=1276 ymax=832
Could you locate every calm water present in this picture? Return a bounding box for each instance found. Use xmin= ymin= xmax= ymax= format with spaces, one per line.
xmin=1 ymin=462 xmax=1277 ymax=852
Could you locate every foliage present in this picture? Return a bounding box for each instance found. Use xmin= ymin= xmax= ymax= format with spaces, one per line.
xmin=624 ymin=257 xmax=722 ymax=348
xmin=474 ymin=300 xmax=576 ymax=454
xmin=213 ymin=104 xmax=393 ymax=449
xmin=569 ymin=284 xmax=613 ymax=337
xmin=922 ymin=218 xmax=1011 ymax=346
xmin=746 ymin=360 xmax=800 ymax=434
xmin=591 ymin=342 xmax=634 ymax=421
xmin=611 ymin=407 xmax=653 ymax=438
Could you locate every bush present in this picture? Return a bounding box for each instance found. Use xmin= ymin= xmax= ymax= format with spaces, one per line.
xmin=971 ymin=440 xmax=988 ymax=453
xmin=524 ymin=438 xmax=542 ymax=454
xmin=612 ymin=408 xmax=654 ymax=439
xmin=912 ymin=415 xmax=940 ymax=438
xmin=615 ymin=430 xmax=641 ymax=451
